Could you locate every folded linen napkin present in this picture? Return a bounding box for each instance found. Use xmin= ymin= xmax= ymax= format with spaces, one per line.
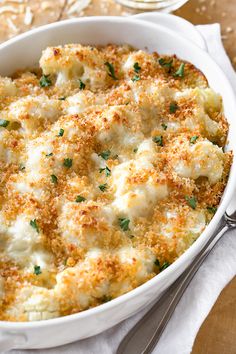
xmin=13 ymin=23 xmax=236 ymax=354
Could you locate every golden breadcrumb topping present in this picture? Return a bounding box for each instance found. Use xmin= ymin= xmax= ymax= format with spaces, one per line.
xmin=0 ymin=44 xmax=232 ymax=321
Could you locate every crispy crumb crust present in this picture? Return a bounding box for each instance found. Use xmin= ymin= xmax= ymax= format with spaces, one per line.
xmin=0 ymin=44 xmax=232 ymax=321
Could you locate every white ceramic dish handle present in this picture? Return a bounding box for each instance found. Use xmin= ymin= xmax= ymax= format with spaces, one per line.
xmin=132 ymin=12 xmax=207 ymax=51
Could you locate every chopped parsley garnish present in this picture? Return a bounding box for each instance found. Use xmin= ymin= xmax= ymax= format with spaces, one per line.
xmin=131 ymin=75 xmax=140 ymax=82
xmin=161 ymin=123 xmax=168 ymax=131
xmin=118 ymin=217 xmax=130 ymax=231
xmin=57 ymin=128 xmax=64 ymax=137
xmin=46 ymin=152 xmax=53 ymax=157
xmin=19 ymin=164 xmax=25 ymax=171
xmin=133 ymin=148 xmax=138 ymax=153
xmin=99 ymin=166 xmax=111 ymax=177
xmin=98 ymin=150 xmax=111 ymax=160
xmin=99 ymin=183 xmax=108 ymax=192
xmin=185 ymin=196 xmax=197 ymax=209
xmin=34 ymin=265 xmax=42 ymax=275
xmin=76 ymin=195 xmax=86 ymax=203
xmin=207 ymin=206 xmax=217 ymax=214
xmin=190 ymin=135 xmax=199 ymax=144
xmin=160 ymin=261 xmax=170 ymax=271
xmin=152 ymin=135 xmax=163 ymax=146
xmin=58 ymin=96 xmax=66 ymax=100
xmin=154 ymin=259 xmax=160 ymax=267
xmin=51 ymin=174 xmax=58 ymax=184
xmin=169 ymin=102 xmax=178 ymax=114
xmin=39 ymin=74 xmax=52 ymax=87
xmin=63 ymin=158 xmax=73 ymax=168
xmin=158 ymin=58 xmax=173 ymax=71
xmin=102 ymin=295 xmax=112 ymax=303
xmin=133 ymin=62 xmax=141 ymax=73
xmin=174 ymin=63 xmax=185 ymax=78
xmin=30 ymin=219 xmax=39 ymax=233
xmin=0 ymin=119 xmax=10 ymax=128
xmin=105 ymin=62 xmax=118 ymax=80
xmin=79 ymin=79 xmax=86 ymax=90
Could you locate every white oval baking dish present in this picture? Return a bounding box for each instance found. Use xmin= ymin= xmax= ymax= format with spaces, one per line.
xmin=133 ymin=12 xmax=207 ymax=50
xmin=0 ymin=16 xmax=235 ymax=351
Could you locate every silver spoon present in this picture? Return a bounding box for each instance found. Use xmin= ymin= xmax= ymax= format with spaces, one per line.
xmin=117 ymin=197 xmax=236 ymax=354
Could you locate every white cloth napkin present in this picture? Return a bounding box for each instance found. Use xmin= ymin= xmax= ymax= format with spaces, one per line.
xmin=13 ymin=24 xmax=236 ymax=354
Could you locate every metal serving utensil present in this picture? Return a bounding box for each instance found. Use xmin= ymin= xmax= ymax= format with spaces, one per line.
xmin=117 ymin=197 xmax=236 ymax=354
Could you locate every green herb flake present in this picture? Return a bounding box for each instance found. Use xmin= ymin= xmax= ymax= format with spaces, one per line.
xmin=190 ymin=135 xmax=199 ymax=144
xmin=133 ymin=148 xmax=138 ymax=153
xmin=118 ymin=217 xmax=130 ymax=231
xmin=207 ymin=206 xmax=217 ymax=214
xmin=46 ymin=152 xmax=53 ymax=157
xmin=34 ymin=265 xmax=42 ymax=275
xmin=152 ymin=135 xmax=163 ymax=147
xmin=76 ymin=195 xmax=86 ymax=203
xmin=99 ymin=183 xmax=108 ymax=192
xmin=98 ymin=150 xmax=111 ymax=161
xmin=99 ymin=166 xmax=111 ymax=177
xmin=158 ymin=58 xmax=173 ymax=70
xmin=39 ymin=75 xmax=52 ymax=88
xmin=174 ymin=63 xmax=185 ymax=78
xmin=131 ymin=75 xmax=140 ymax=82
xmin=57 ymin=128 xmax=64 ymax=137
xmin=79 ymin=79 xmax=86 ymax=90
xmin=133 ymin=62 xmax=141 ymax=73
xmin=51 ymin=174 xmax=58 ymax=184
xmin=160 ymin=261 xmax=170 ymax=271
xmin=0 ymin=119 xmax=10 ymax=128
xmin=102 ymin=295 xmax=112 ymax=303
xmin=63 ymin=158 xmax=73 ymax=168
xmin=19 ymin=164 xmax=25 ymax=171
xmin=169 ymin=102 xmax=178 ymax=114
xmin=185 ymin=196 xmax=197 ymax=209
xmin=161 ymin=123 xmax=168 ymax=131
xmin=105 ymin=62 xmax=118 ymax=80
xmin=154 ymin=259 xmax=160 ymax=267
xmin=58 ymin=96 xmax=66 ymax=101
xmin=30 ymin=219 xmax=39 ymax=233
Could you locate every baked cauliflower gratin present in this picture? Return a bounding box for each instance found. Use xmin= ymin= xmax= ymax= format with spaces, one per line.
xmin=0 ymin=44 xmax=232 ymax=322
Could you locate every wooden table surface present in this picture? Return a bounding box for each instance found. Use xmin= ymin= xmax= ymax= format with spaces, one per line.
xmin=0 ymin=1 xmax=235 ymax=353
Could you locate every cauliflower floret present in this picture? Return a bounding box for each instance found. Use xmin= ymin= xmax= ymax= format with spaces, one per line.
xmin=112 ymin=150 xmax=168 ymax=219
xmin=5 ymin=215 xmax=53 ymax=270
xmin=110 ymin=247 xmax=155 ymax=296
xmin=40 ymin=44 xmax=108 ymax=89
xmin=173 ymin=140 xmax=224 ymax=184
xmin=58 ymin=201 xmax=115 ymax=248
xmin=55 ymin=249 xmax=110 ymax=311
xmin=0 ymin=77 xmax=17 ymax=97
xmin=2 ymin=95 xmax=61 ymax=136
xmin=6 ymin=286 xmax=59 ymax=321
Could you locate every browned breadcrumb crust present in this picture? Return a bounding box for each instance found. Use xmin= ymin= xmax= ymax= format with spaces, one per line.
xmin=0 ymin=44 xmax=232 ymax=322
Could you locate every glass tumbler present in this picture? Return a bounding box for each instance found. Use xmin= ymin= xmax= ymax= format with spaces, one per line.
xmin=115 ymin=0 xmax=189 ymax=12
